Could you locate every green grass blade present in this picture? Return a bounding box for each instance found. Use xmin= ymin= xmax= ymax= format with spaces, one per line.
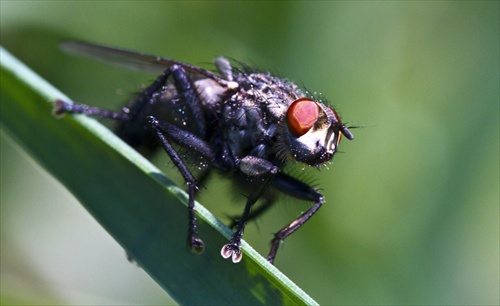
xmin=0 ymin=46 xmax=318 ymax=305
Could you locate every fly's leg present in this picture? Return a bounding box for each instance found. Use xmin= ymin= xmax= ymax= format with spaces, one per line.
xmin=54 ymin=64 xmax=215 ymax=254
xmin=118 ymin=64 xmax=210 ymax=149
xmin=148 ymin=116 xmax=215 ymax=254
xmin=54 ymin=64 xmax=206 ymax=137
xmin=169 ymin=65 xmax=206 ymax=137
xmin=220 ymin=156 xmax=278 ymax=263
xmin=119 ymin=64 xmax=207 ymax=138
xmin=266 ymin=173 xmax=325 ymax=264
xmin=52 ymin=67 xmax=174 ymax=120
xmin=229 ymin=196 xmax=275 ymax=229
xmin=53 ymin=100 xmax=130 ymax=120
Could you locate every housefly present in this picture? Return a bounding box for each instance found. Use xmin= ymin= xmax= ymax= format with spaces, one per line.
xmin=53 ymin=40 xmax=354 ymax=264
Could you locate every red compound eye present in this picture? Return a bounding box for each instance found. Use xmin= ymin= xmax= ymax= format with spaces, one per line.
xmin=286 ymin=98 xmax=320 ymax=137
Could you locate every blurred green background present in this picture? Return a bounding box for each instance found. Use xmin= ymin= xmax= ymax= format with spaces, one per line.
xmin=1 ymin=1 xmax=498 ymax=305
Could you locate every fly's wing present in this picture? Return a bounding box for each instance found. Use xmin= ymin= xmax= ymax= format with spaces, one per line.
xmin=61 ymin=40 xmax=229 ymax=86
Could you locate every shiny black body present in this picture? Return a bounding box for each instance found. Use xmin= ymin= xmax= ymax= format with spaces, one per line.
xmin=54 ymin=41 xmax=354 ymax=264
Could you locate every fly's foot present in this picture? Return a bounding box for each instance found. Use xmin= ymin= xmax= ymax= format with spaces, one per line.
xmin=52 ymin=100 xmax=72 ymax=117
xmin=266 ymin=254 xmax=276 ymax=265
xmin=220 ymin=242 xmax=243 ymax=263
xmin=266 ymin=236 xmax=282 ymax=265
xmin=189 ymin=236 xmax=205 ymax=254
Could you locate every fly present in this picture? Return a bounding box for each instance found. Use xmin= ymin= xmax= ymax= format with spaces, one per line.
xmin=53 ymin=40 xmax=354 ymax=264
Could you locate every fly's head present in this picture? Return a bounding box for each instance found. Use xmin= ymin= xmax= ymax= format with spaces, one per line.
xmin=282 ymin=97 xmax=354 ymax=166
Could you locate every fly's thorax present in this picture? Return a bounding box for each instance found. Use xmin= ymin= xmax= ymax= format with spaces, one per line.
xmin=221 ymin=73 xmax=305 ymax=160
xmin=243 ymin=73 xmax=304 ymax=121
xmin=222 ymin=94 xmax=266 ymax=158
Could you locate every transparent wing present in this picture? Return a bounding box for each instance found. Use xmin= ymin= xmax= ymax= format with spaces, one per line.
xmin=61 ymin=40 xmax=226 ymax=84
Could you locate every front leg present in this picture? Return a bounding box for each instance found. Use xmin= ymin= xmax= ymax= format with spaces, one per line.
xmin=148 ymin=116 xmax=215 ymax=253
xmin=267 ymin=173 xmax=325 ymax=264
xmin=220 ymin=156 xmax=278 ymax=263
